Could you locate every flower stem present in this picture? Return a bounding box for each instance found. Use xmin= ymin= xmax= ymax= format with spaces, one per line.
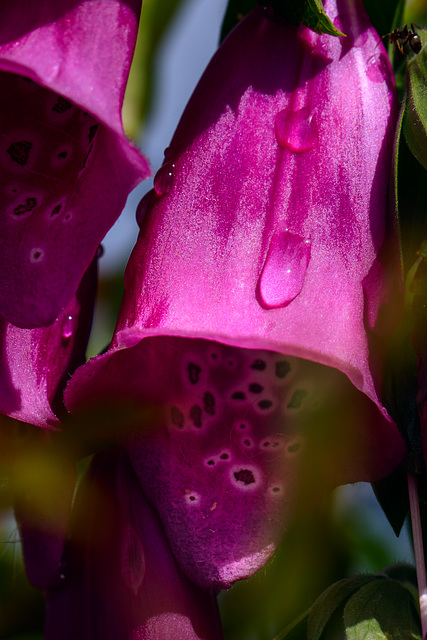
xmin=408 ymin=473 xmax=427 ymax=639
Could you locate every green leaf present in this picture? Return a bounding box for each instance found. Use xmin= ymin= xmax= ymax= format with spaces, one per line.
xmin=344 ymin=578 xmax=421 ymax=640
xmin=403 ymin=45 xmax=427 ymax=171
xmin=307 ymin=575 xmax=375 ymax=640
xmin=220 ymin=0 xmax=343 ymax=41
xmin=269 ymin=0 xmax=344 ymax=36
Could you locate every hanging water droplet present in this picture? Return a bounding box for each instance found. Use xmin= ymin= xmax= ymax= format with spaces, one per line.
xmin=275 ymin=108 xmax=318 ymax=153
xmin=153 ymin=161 xmax=175 ymax=196
xmin=136 ymin=190 xmax=154 ymax=227
xmin=258 ymin=231 xmax=311 ymax=309
xmin=61 ymin=314 xmax=74 ymax=339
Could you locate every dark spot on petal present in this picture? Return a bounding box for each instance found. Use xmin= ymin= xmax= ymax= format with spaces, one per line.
xmin=13 ymin=197 xmax=37 ymax=215
xmin=276 ymin=360 xmax=291 ymax=378
xmin=251 ymin=359 xmax=266 ymax=371
xmin=231 ymin=391 xmax=246 ymax=400
xmin=88 ymin=124 xmax=99 ymax=142
xmin=272 ymin=486 xmax=281 ymax=493
xmin=51 ymin=204 xmax=62 ymax=216
xmin=258 ymin=399 xmax=273 ymax=410
xmin=249 ymin=383 xmax=264 ymax=394
xmin=288 ymin=443 xmax=301 ymax=453
xmin=171 ymin=406 xmax=184 ymax=428
xmin=207 ymin=459 xmax=215 ymax=466
xmin=189 ymin=495 xmax=196 ymax=501
xmin=52 ymin=96 xmax=72 ymax=113
xmin=190 ymin=405 xmax=202 ymax=428
xmin=287 ymin=390 xmax=307 ymax=409
xmin=272 ymin=441 xmax=280 ymax=448
xmin=187 ymin=362 xmax=201 ymax=384
xmin=203 ymin=391 xmax=215 ymax=415
xmin=239 ymin=423 xmax=247 ymax=429
xmin=263 ymin=441 xmax=270 ymax=447
xmin=210 ymin=352 xmax=218 ymax=360
xmin=57 ymin=151 xmax=68 ymax=159
xmin=243 ymin=439 xmax=251 ymax=447
xmin=7 ymin=141 xmax=32 ymax=165
xmin=234 ymin=469 xmax=255 ymax=485
xmin=220 ymin=453 xmax=229 ymax=460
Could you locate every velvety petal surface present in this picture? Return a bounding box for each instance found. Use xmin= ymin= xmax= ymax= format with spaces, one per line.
xmin=66 ymin=0 xmax=406 ymax=589
xmin=44 ymin=449 xmax=224 ymax=640
xmin=0 ymin=257 xmax=97 ymax=428
xmin=0 ymin=0 xmax=150 ymax=327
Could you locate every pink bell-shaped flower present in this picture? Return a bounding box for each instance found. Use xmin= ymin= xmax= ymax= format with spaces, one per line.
xmin=66 ymin=0 xmax=406 ymax=590
xmin=44 ymin=449 xmax=224 ymax=640
xmin=0 ymin=257 xmax=97 ymax=429
xmin=0 ymin=0 xmax=150 ymax=328
xmin=0 ymin=258 xmax=97 ymax=591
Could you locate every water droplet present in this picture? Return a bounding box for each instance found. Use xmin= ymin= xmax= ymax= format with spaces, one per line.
xmin=366 ymin=54 xmax=389 ymax=83
xmin=61 ymin=314 xmax=74 ymax=339
xmin=258 ymin=231 xmax=311 ymax=309
xmin=153 ymin=161 xmax=175 ymax=196
xmin=136 ymin=190 xmax=154 ymax=228
xmin=275 ymin=108 xmax=318 ymax=153
xmin=120 ymin=525 xmax=145 ymax=597
xmin=30 ymin=247 xmax=44 ymax=263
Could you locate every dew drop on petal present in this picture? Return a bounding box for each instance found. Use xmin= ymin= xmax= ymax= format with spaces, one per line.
xmin=61 ymin=314 xmax=74 ymax=339
xmin=153 ymin=161 xmax=175 ymax=196
xmin=258 ymin=231 xmax=311 ymax=309
xmin=366 ymin=55 xmax=389 ymax=83
xmin=136 ymin=190 xmax=154 ymax=228
xmin=275 ymin=107 xmax=318 ymax=153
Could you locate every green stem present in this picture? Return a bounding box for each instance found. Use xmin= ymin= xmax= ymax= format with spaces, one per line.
xmin=408 ymin=473 xmax=427 ymax=639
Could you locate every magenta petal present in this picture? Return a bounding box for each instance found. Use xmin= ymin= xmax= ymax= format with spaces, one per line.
xmin=44 ymin=450 xmax=224 ymax=640
xmin=66 ymin=0 xmax=406 ymax=589
xmin=0 ymin=0 xmax=150 ymax=327
xmin=0 ymin=258 xmax=96 ymax=428
xmin=66 ymin=336 xmax=405 ymax=589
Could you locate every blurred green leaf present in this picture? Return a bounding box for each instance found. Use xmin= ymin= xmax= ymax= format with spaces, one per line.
xmin=363 ymin=0 xmax=403 ymax=43
xmin=123 ymin=0 xmax=186 ymax=139
xmin=344 ymin=578 xmax=421 ymax=639
xmin=403 ymin=45 xmax=427 ymax=172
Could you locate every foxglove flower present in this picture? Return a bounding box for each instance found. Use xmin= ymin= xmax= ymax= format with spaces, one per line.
xmin=0 ymin=0 xmax=150 ymax=328
xmin=44 ymin=449 xmax=224 ymax=640
xmin=0 ymin=258 xmax=97 ymax=591
xmin=66 ymin=0 xmax=406 ymax=590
